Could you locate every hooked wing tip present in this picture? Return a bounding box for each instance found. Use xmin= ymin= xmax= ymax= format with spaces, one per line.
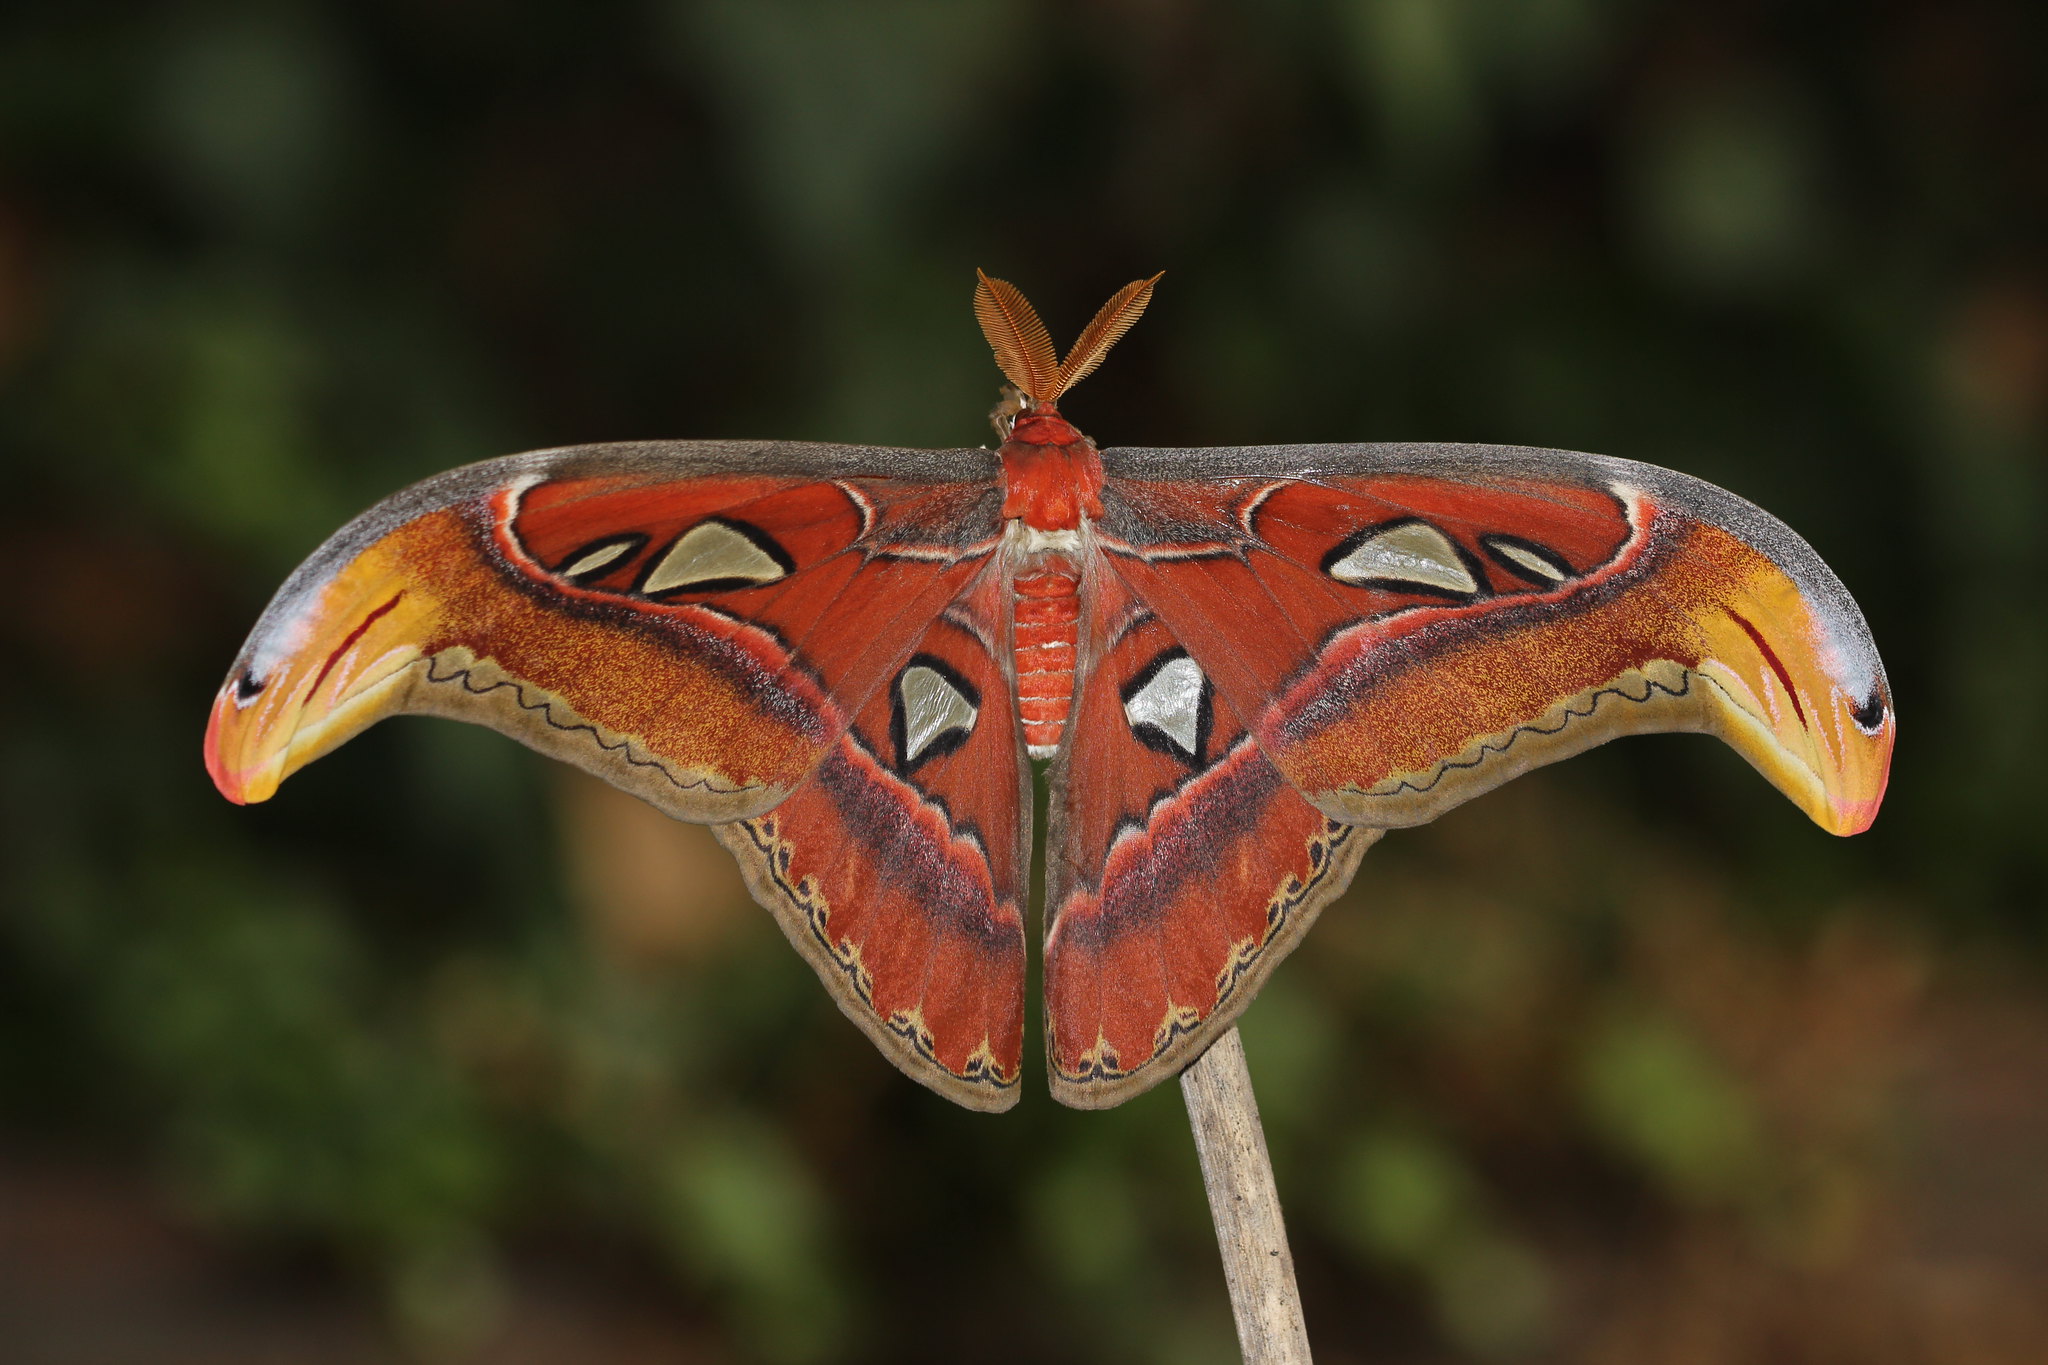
xmin=203 ymin=681 xmax=276 ymax=805
xmin=1689 ymin=599 xmax=1893 ymax=840
xmin=203 ymin=734 xmax=247 ymax=804
xmin=1827 ymin=793 xmax=1885 ymax=836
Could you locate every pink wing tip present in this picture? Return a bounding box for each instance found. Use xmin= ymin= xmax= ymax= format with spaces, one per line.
xmin=202 ymin=693 xmax=250 ymax=804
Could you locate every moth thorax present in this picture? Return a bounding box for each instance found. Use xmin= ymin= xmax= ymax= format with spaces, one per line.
xmin=1012 ymin=551 xmax=1082 ymax=759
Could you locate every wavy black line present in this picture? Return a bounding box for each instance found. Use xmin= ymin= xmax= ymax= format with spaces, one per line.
xmin=734 ymin=816 xmax=1016 ymax=1094
xmin=1062 ymin=818 xmax=1359 ymax=1086
xmin=1368 ymin=669 xmax=1694 ymax=799
xmin=422 ymin=655 xmax=761 ymax=799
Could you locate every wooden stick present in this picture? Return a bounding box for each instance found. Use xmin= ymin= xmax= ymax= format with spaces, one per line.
xmin=1181 ymin=1025 xmax=1313 ymax=1364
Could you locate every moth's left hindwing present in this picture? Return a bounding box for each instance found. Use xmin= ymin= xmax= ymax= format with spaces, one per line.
xmin=717 ymin=565 xmax=1030 ymax=1110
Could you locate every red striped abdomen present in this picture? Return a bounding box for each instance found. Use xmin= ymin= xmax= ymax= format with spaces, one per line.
xmin=1014 ymin=563 xmax=1080 ymax=758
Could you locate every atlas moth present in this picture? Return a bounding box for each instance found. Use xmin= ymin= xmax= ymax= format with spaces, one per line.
xmin=205 ymin=272 xmax=1893 ymax=1110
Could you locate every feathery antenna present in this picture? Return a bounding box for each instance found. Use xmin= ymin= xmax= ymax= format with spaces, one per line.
xmin=1056 ymin=273 xmax=1161 ymax=396
xmin=975 ymin=271 xmax=1061 ymax=403
xmin=975 ymin=270 xmax=1162 ymax=404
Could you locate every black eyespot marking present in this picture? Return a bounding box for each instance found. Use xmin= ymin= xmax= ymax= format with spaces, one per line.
xmin=234 ymin=671 xmax=264 ymax=702
xmin=1850 ymin=691 xmax=1888 ymax=732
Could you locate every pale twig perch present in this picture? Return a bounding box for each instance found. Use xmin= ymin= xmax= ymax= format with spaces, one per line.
xmin=1181 ymin=1025 xmax=1312 ymax=1363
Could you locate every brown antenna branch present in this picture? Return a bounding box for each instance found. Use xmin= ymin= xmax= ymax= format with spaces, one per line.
xmin=1055 ymin=273 xmax=1162 ymax=398
xmin=974 ymin=270 xmax=1061 ymax=402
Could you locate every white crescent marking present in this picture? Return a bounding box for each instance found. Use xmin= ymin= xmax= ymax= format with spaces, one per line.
xmin=1328 ymin=521 xmax=1477 ymax=594
xmin=643 ymin=521 xmax=786 ymax=593
xmin=1124 ymin=656 xmax=1205 ymax=757
xmin=899 ymin=665 xmax=977 ymax=763
xmin=561 ymin=540 xmax=635 ymax=578
xmin=1489 ymin=539 xmax=1567 ymax=582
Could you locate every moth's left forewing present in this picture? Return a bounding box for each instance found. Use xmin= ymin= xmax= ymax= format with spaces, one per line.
xmin=1098 ymin=445 xmax=1894 ymax=838
xmin=206 ymin=441 xmax=1007 ymax=822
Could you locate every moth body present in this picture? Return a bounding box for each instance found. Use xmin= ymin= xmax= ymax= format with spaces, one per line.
xmin=1009 ymin=553 xmax=1083 ymax=759
xmin=999 ymin=403 xmax=1107 ymax=759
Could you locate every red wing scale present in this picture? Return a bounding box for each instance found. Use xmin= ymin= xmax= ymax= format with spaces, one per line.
xmin=206 ymin=276 xmax=1894 ymax=1113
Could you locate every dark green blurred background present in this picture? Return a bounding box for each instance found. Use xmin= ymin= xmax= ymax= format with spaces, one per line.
xmin=2 ymin=2 xmax=2043 ymax=1361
